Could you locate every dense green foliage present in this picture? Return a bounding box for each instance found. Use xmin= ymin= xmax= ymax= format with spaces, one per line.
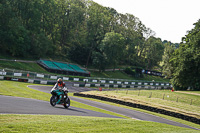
xmin=163 ymin=20 xmax=200 ymax=90
xmin=0 ymin=81 xmax=199 ymax=131
xmin=171 ymin=20 xmax=200 ymax=90
xmin=1 ymin=0 xmax=199 ymax=90
xmin=161 ymin=42 xmax=176 ymax=78
xmin=0 ymin=0 xmax=164 ymax=70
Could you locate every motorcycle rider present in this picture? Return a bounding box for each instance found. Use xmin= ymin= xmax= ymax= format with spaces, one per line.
xmin=51 ymin=78 xmax=68 ymax=103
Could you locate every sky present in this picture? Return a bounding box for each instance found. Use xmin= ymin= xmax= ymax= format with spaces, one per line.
xmin=92 ymin=0 xmax=200 ymax=43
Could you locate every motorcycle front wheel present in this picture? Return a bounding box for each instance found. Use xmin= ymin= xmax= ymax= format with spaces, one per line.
xmin=64 ymin=98 xmax=70 ymax=108
xmin=50 ymin=96 xmax=57 ymax=106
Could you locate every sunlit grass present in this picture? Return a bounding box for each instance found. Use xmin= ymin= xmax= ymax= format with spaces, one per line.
xmin=0 ymin=114 xmax=198 ymax=133
xmin=81 ymin=90 xmax=200 ymax=119
xmin=0 ymin=80 xmax=200 ymax=131
xmin=0 ymin=60 xmax=46 ymax=73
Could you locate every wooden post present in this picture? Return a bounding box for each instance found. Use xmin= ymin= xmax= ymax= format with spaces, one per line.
xmin=138 ymin=90 xmax=140 ymax=96
xmin=163 ymin=94 xmax=165 ymax=100
xmin=149 ymin=92 xmax=152 ymax=98
xmin=176 ymin=97 xmax=179 ymax=102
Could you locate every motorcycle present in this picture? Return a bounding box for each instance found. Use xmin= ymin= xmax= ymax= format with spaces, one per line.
xmin=50 ymin=87 xmax=70 ymax=108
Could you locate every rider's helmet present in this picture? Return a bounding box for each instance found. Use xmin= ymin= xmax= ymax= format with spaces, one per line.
xmin=57 ymin=78 xmax=65 ymax=87
xmin=57 ymin=78 xmax=62 ymax=84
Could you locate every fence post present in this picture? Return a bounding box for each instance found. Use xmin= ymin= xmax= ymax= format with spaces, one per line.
xmin=190 ymin=99 xmax=193 ymax=105
xmin=149 ymin=92 xmax=152 ymax=98
xmin=12 ymin=69 xmax=15 ymax=79
xmin=138 ymin=90 xmax=140 ymax=96
xmin=176 ymin=97 xmax=179 ymax=102
xmin=47 ymin=74 xmax=49 ymax=81
xmin=34 ymin=72 xmax=36 ymax=79
xmin=163 ymin=94 xmax=165 ymax=100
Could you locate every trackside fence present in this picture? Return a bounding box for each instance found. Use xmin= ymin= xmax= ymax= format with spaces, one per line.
xmin=0 ymin=68 xmax=171 ymax=88
xmin=113 ymin=90 xmax=200 ymax=106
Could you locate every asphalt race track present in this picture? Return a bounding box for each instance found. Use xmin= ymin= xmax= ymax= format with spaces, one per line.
xmin=29 ymin=85 xmax=199 ymax=130
xmin=0 ymin=95 xmax=120 ymax=118
xmin=0 ymin=83 xmax=199 ymax=130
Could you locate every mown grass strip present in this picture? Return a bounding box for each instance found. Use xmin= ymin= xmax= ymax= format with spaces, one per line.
xmin=0 ymin=60 xmax=46 ymax=73
xmin=0 ymin=80 xmax=199 ymax=131
xmin=0 ymin=59 xmax=169 ymax=81
xmin=81 ymin=90 xmax=200 ymax=118
xmin=77 ymin=91 xmax=200 ymax=129
xmin=0 ymin=114 xmax=198 ymax=133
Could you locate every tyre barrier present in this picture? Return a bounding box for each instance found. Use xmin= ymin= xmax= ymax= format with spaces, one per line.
xmin=73 ymin=93 xmax=200 ymax=125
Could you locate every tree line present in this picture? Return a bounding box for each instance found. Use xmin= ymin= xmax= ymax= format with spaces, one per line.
xmin=0 ymin=0 xmax=165 ymax=70
xmin=162 ymin=19 xmax=200 ymax=90
xmin=0 ymin=0 xmax=199 ymax=90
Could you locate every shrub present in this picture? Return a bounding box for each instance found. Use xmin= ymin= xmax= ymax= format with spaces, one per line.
xmin=124 ymin=67 xmax=136 ymax=76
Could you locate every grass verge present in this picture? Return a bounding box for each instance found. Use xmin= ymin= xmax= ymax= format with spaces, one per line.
xmin=0 ymin=60 xmax=46 ymax=73
xmin=77 ymin=90 xmax=200 ymax=129
xmin=0 ymin=80 xmax=199 ymax=132
xmin=91 ymin=70 xmax=169 ymax=82
xmin=0 ymin=114 xmax=199 ymax=133
xmin=80 ymin=90 xmax=200 ymax=118
xmin=0 ymin=59 xmax=169 ymax=82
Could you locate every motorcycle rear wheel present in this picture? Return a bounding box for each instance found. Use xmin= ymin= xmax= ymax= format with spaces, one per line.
xmin=64 ymin=98 xmax=70 ymax=108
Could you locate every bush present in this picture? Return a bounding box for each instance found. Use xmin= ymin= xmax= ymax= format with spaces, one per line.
xmin=124 ymin=67 xmax=136 ymax=76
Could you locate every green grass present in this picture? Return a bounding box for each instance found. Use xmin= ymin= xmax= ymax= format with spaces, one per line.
xmin=91 ymin=71 xmax=131 ymax=79
xmin=81 ymin=90 xmax=200 ymax=119
xmin=0 ymin=60 xmax=46 ymax=73
xmin=73 ymin=94 xmax=200 ymax=130
xmin=142 ymin=74 xmax=170 ymax=82
xmin=0 ymin=60 xmax=86 ymax=78
xmin=0 ymin=80 xmax=127 ymax=119
xmin=0 ymin=80 xmax=199 ymax=132
xmin=0 ymin=80 xmax=50 ymax=101
xmin=91 ymin=70 xmax=169 ymax=82
xmin=0 ymin=114 xmax=199 ymax=133
xmin=177 ymin=91 xmax=200 ymax=94
xmin=0 ymin=59 xmax=169 ymax=82
xmin=119 ymin=90 xmax=200 ymax=106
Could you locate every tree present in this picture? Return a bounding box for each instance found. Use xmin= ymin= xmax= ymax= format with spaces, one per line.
xmin=171 ymin=19 xmax=200 ymax=90
xmin=161 ymin=42 xmax=176 ymax=78
xmin=99 ymin=32 xmax=125 ymax=71
xmin=1 ymin=0 xmax=164 ymax=72
xmin=85 ymin=1 xmax=113 ymax=67
xmin=115 ymin=13 xmax=143 ymax=66
xmin=144 ymin=37 xmax=164 ymax=69
xmin=92 ymin=51 xmax=108 ymax=72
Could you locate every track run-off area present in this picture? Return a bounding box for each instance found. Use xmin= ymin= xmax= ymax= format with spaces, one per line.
xmin=0 ymin=82 xmax=199 ymax=131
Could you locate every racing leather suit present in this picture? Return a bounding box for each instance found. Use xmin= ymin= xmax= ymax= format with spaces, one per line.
xmin=51 ymin=82 xmax=68 ymax=103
